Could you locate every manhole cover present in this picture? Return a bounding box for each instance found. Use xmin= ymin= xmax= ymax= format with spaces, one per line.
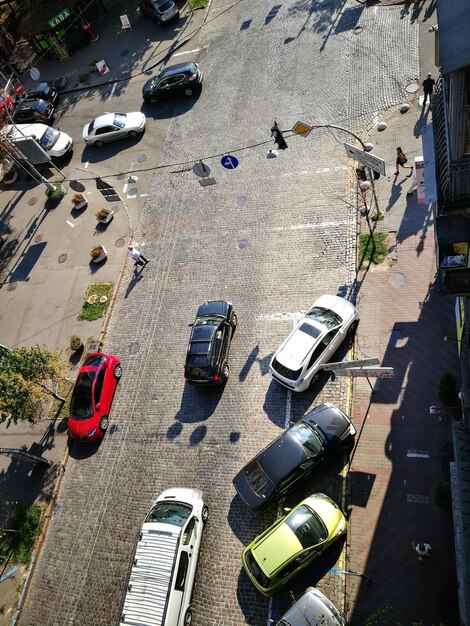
xmin=111 ymin=205 xmax=120 ymax=214
xmin=120 ymin=49 xmax=129 ymax=57
xmin=34 ymin=234 xmax=43 ymax=243
xmin=387 ymin=329 xmax=407 ymax=348
xmin=128 ymin=342 xmax=140 ymax=355
xmin=236 ymin=196 xmax=246 ymax=208
xmin=389 ymin=272 xmax=405 ymax=288
xmin=115 ymin=238 xmax=126 ymax=248
xmin=137 ymin=153 xmax=148 ymax=163
xmin=312 ymin=241 xmax=326 ymax=255
xmin=87 ymin=295 xmax=98 ymax=304
xmin=238 ymin=240 xmax=250 ymax=250
xmin=127 ymin=187 xmax=138 ymax=197
xmin=7 ymin=282 xmax=17 ymax=291
xmin=406 ymin=81 xmax=420 ymax=94
xmin=58 ymin=253 xmax=68 ymax=264
xmin=70 ymin=180 xmax=86 ymax=192
xmin=116 ymin=173 xmax=125 ymax=180
xmin=28 ymin=197 xmax=37 ymax=206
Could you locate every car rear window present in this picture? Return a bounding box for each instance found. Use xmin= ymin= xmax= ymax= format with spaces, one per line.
xmin=189 ymin=341 xmax=210 ymax=355
xmin=271 ymin=357 xmax=302 ymax=381
xmin=157 ymin=0 xmax=173 ymax=10
xmin=186 ymin=365 xmax=213 ymax=381
xmin=244 ymin=461 xmax=273 ymax=497
xmin=70 ymin=372 xmax=96 ymax=420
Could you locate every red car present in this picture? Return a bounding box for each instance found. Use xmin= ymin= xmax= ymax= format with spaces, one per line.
xmin=68 ymin=352 xmax=122 ymax=442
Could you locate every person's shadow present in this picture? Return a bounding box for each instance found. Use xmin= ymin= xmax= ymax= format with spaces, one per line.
xmin=124 ymin=272 xmax=144 ymax=298
xmin=385 ymin=176 xmax=407 ymax=213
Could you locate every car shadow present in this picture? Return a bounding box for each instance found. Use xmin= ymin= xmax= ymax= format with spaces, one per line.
xmin=236 ymin=568 xmax=270 ymax=626
xmin=141 ymin=90 xmax=202 ymax=121
xmin=226 ymin=494 xmax=275 ymax=544
xmin=80 ymin=133 xmax=146 ymax=164
xmin=67 ymin=437 xmax=102 ymax=459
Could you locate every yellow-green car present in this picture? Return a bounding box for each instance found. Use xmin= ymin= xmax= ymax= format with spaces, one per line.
xmin=242 ymin=493 xmax=347 ymax=596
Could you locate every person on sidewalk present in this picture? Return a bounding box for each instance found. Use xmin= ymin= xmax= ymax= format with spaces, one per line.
xmin=395 ymin=147 xmax=413 ymax=176
xmin=128 ymin=245 xmax=149 ymax=269
xmin=422 ymin=72 xmax=435 ymax=107
xmin=412 ymin=541 xmax=432 ymax=561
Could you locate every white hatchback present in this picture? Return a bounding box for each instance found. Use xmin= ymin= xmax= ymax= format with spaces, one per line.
xmin=269 ymin=294 xmax=359 ymax=392
xmin=7 ymin=123 xmax=73 ymax=158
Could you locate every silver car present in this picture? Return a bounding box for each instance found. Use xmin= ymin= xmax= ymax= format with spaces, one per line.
xmin=276 ymin=587 xmax=346 ymax=626
xmin=82 ymin=112 xmax=146 ymax=147
xmin=269 ymin=294 xmax=359 ymax=392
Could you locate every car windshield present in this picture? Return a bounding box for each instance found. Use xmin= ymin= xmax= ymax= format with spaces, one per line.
xmin=290 ymin=423 xmax=324 ymax=455
xmin=70 ymin=372 xmax=96 ymax=420
xmin=87 ymin=120 xmax=95 ymax=134
xmin=194 ymin=316 xmax=221 ymax=326
xmin=145 ymin=501 xmax=192 ymax=527
xmin=113 ymin=113 xmax=127 ymax=128
xmin=83 ymin=355 xmax=105 ymax=367
xmin=286 ymin=504 xmax=328 ymax=548
xmin=39 ymin=127 xmax=59 ymax=149
xmin=32 ymin=100 xmax=47 ymax=113
xmin=305 ymin=306 xmax=342 ymax=329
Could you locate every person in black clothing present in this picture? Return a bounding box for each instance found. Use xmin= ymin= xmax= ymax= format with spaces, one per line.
xmin=422 ymin=72 xmax=435 ymax=106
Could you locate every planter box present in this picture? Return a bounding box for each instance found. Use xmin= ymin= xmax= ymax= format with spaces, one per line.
xmin=91 ymin=246 xmax=108 ymax=263
xmin=96 ymin=211 xmax=114 ymax=224
xmin=72 ymin=199 xmax=88 ymax=210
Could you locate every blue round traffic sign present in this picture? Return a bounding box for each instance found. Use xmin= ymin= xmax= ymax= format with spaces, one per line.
xmin=221 ymin=154 xmax=239 ymax=170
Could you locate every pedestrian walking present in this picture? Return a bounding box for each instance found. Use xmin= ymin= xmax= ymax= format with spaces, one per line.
xmin=395 ymin=147 xmax=413 ymax=176
xmin=422 ymin=72 xmax=435 ymax=106
xmin=412 ymin=541 xmax=432 ymax=561
xmin=128 ymin=245 xmax=149 ymax=269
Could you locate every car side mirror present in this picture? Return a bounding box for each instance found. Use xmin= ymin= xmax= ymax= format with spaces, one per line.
xmin=283 ymin=507 xmax=291 ymax=513
xmin=188 ymin=323 xmax=193 ymax=327
xmin=95 ymin=403 xmax=100 ymax=410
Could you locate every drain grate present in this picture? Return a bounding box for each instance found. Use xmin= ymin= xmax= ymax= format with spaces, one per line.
xmin=238 ymin=240 xmax=250 ymax=250
xmin=58 ymin=253 xmax=68 ymax=264
xmin=28 ymin=197 xmax=37 ymax=206
xmin=128 ymin=342 xmax=140 ymax=355
xmin=34 ymin=234 xmax=44 ymax=243
xmin=236 ymin=196 xmax=246 ymax=208
xmin=115 ymin=238 xmax=126 ymax=248
xmin=7 ymin=282 xmax=17 ymax=291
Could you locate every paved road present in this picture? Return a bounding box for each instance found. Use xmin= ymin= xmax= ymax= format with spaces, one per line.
xmin=18 ymin=0 xmax=420 ymax=624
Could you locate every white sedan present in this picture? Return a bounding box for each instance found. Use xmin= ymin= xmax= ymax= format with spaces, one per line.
xmin=269 ymin=294 xmax=359 ymax=392
xmin=82 ymin=112 xmax=146 ymax=146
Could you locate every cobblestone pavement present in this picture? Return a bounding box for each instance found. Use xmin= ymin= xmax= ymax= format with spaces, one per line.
xmin=19 ymin=1 xmax=422 ymax=625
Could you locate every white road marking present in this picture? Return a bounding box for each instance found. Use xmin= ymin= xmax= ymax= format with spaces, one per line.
xmin=406 ymin=494 xmax=430 ymax=504
xmin=122 ymin=183 xmax=128 ymax=193
xmin=140 ymin=193 xmax=148 ymax=197
xmin=110 ymin=82 xmax=117 ymax=97
xmin=254 ymin=311 xmax=306 ymax=322
xmin=407 ymin=450 xmax=430 ymax=458
xmin=66 ymin=221 xmax=75 ymax=228
xmin=272 ymin=220 xmax=350 ymax=232
xmin=84 ymin=161 xmax=89 ymax=169
xmin=173 ymin=47 xmax=201 ymax=57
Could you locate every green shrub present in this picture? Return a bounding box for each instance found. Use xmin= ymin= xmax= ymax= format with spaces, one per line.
xmin=0 ymin=505 xmax=44 ymax=565
xmin=78 ymin=283 xmax=114 ymax=321
xmin=438 ymin=373 xmax=458 ymax=406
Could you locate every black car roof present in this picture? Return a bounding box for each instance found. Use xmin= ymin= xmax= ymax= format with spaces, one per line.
xmin=159 ymin=61 xmax=197 ymax=78
xmin=257 ymin=432 xmax=308 ymax=483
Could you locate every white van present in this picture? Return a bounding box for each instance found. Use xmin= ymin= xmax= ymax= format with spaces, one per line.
xmin=5 ymin=123 xmax=73 ymax=159
xmin=120 ymin=488 xmax=208 ymax=626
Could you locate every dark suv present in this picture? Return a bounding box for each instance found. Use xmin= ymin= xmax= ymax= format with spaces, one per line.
xmin=184 ymin=301 xmax=237 ymax=385
xmin=142 ymin=62 xmax=203 ymax=103
xmin=12 ymin=99 xmax=54 ymax=124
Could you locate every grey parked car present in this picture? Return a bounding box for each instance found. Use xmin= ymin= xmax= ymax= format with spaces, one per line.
xmin=139 ymin=0 xmax=179 ymax=24
xmin=276 ymin=587 xmax=346 ymax=626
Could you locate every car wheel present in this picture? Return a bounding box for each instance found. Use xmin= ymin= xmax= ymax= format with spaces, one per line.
xmin=114 ymin=364 xmax=122 ymax=379
xmin=95 ymin=140 xmax=104 ymax=147
xmin=310 ymin=372 xmax=320 ymax=386
xmin=231 ymin=313 xmax=238 ymax=328
xmin=99 ymin=415 xmax=109 ymax=432
xmin=128 ymin=130 xmax=138 ymax=138
xmin=202 ymin=505 xmax=209 ymax=523
xmin=184 ymin=609 xmax=192 ymax=626
xmin=184 ymin=88 xmax=194 ymax=97
xmin=347 ymin=319 xmax=359 ymax=336
xmin=223 ymin=364 xmax=230 ymax=381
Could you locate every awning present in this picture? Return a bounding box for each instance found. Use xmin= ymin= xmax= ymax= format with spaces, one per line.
xmin=422 ymin=123 xmax=438 ymax=204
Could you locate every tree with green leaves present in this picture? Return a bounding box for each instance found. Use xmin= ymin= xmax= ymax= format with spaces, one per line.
xmin=0 ymin=345 xmax=66 ymax=423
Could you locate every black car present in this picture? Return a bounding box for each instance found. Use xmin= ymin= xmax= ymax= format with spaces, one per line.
xmin=184 ymin=301 xmax=237 ymax=385
xmin=12 ymin=99 xmax=54 ymax=124
xmin=140 ymin=0 xmax=179 ymax=24
xmin=26 ymin=82 xmax=58 ymax=104
xmin=142 ymin=62 xmax=203 ymax=103
xmin=233 ymin=403 xmax=356 ymax=514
